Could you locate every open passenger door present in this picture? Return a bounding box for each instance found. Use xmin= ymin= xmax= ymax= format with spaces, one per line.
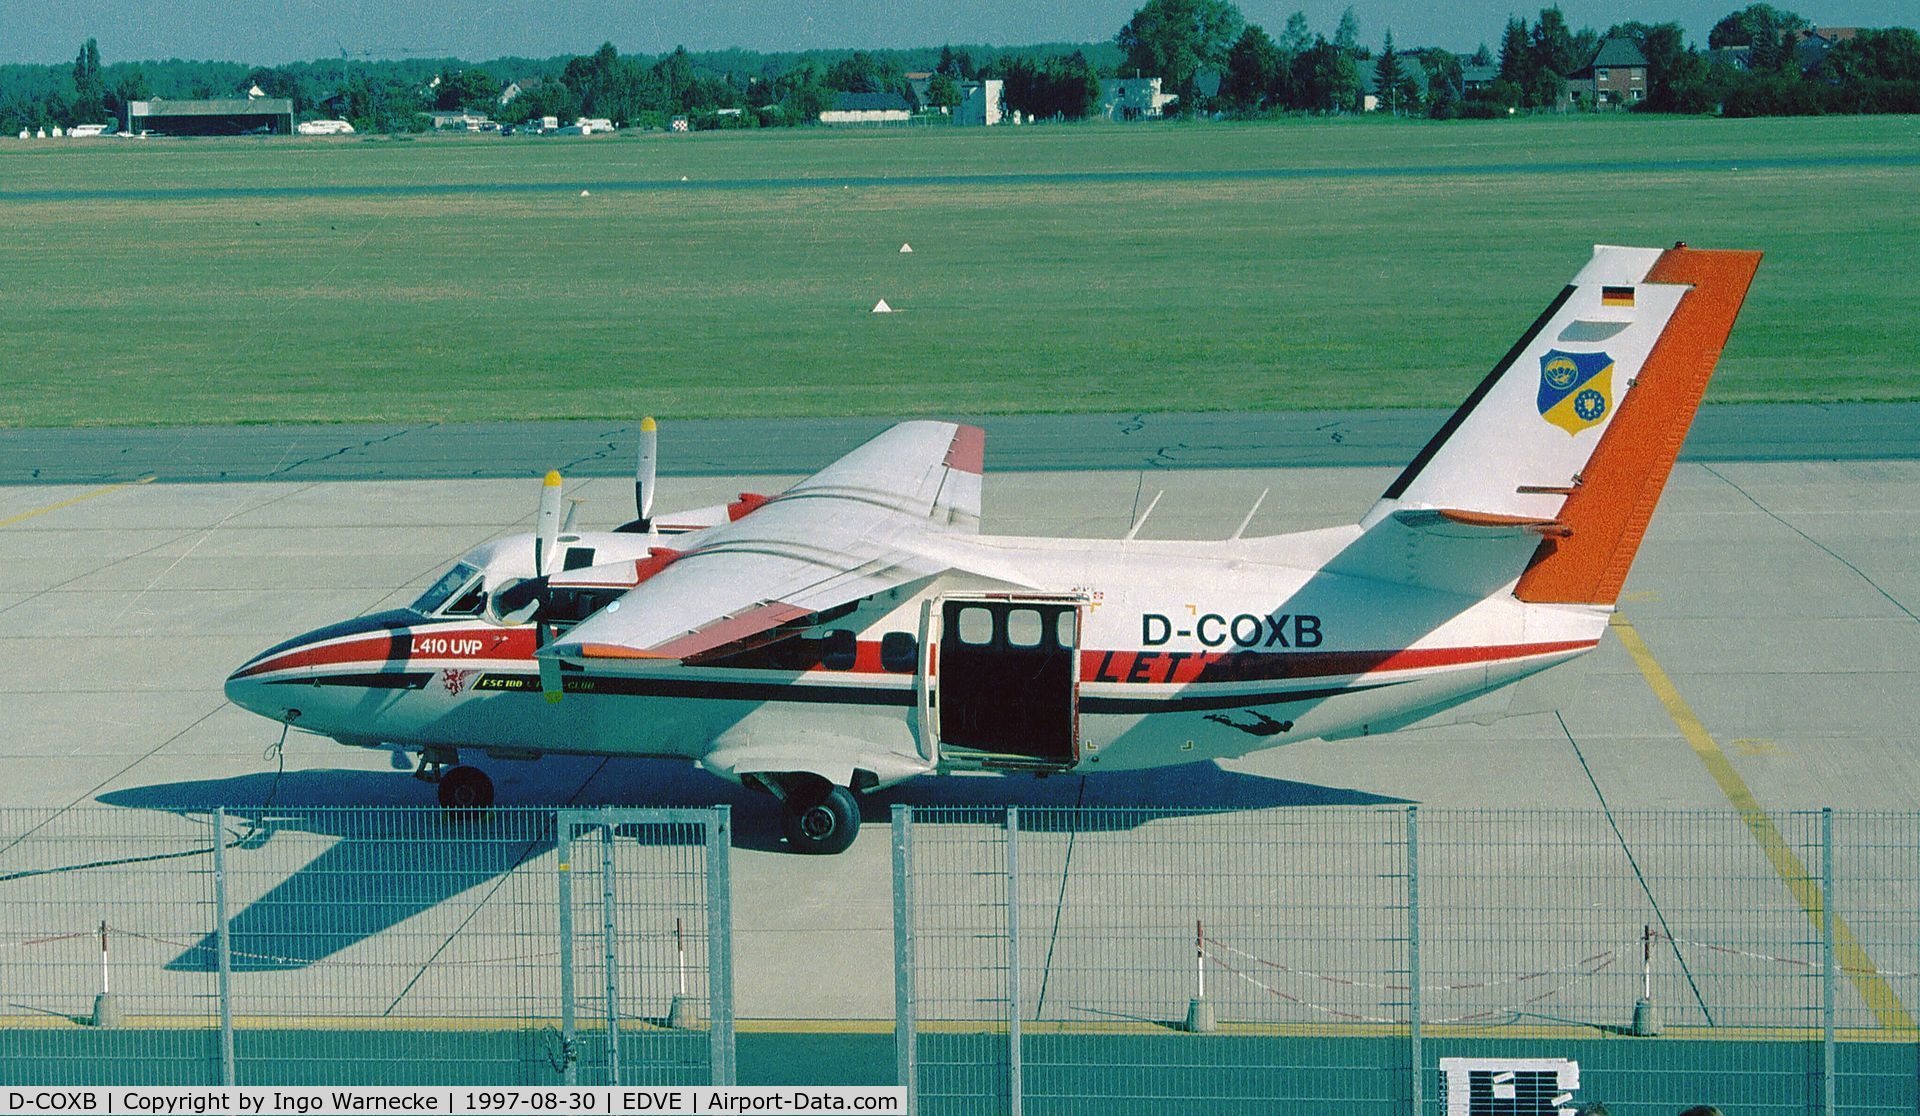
xmin=929 ymin=594 xmax=1082 ymax=771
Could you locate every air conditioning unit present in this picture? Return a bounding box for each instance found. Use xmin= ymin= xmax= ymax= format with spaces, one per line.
xmin=1439 ymin=1057 xmax=1581 ymax=1116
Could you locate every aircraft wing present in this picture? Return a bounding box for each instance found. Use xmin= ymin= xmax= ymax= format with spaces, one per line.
xmin=544 ymin=421 xmax=985 ymax=662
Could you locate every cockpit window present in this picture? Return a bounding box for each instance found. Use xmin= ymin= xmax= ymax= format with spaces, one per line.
xmin=445 ymin=581 xmax=489 ymax=616
xmin=411 ymin=563 xmax=481 ymax=614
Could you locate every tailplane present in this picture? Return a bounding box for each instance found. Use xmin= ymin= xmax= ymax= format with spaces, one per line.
xmin=1340 ymin=244 xmax=1761 ymax=604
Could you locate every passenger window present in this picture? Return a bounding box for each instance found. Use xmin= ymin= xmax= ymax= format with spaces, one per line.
xmin=880 ymin=632 xmax=918 ymax=673
xmin=548 ymin=588 xmax=622 ymax=625
xmin=957 ymin=607 xmax=993 ymax=645
xmin=1006 ymin=609 xmax=1042 ymax=648
xmin=765 ymin=636 xmax=818 ymax=672
xmin=491 ymin=578 xmax=544 ymax=623
xmin=821 ymin=629 xmax=857 ymax=671
xmin=1055 ymin=610 xmax=1077 ymax=648
xmin=562 ymin=547 xmax=596 ymax=571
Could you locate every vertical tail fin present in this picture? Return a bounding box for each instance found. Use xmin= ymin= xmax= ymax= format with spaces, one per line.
xmin=1513 ymin=246 xmax=1761 ymax=604
xmin=1351 ymin=244 xmax=1761 ymax=604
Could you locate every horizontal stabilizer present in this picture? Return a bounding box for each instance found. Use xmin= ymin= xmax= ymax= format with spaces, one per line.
xmin=1392 ymin=508 xmax=1571 ymax=538
xmin=1326 ymin=512 xmax=1550 ymax=599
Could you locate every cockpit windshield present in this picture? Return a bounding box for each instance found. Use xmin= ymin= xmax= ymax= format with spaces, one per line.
xmin=411 ymin=562 xmax=482 ymax=615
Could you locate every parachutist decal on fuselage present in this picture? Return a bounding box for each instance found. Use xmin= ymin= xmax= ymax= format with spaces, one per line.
xmin=1203 ymin=710 xmax=1295 ymax=737
xmin=226 ymin=245 xmax=1763 ymax=854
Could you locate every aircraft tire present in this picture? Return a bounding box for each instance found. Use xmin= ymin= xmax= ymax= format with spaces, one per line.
xmin=782 ymin=784 xmax=859 ymax=855
xmin=438 ymin=765 xmax=495 ymax=815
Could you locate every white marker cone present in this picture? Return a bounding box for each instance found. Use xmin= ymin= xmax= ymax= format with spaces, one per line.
xmin=871 ymin=299 xmax=893 ymax=314
xmin=580 ymin=189 xmax=590 ymax=196
xmin=899 ymin=243 xmax=913 ymax=253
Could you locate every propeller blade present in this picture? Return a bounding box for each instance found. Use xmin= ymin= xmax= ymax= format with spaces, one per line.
xmin=535 ymin=470 xmax=563 ymax=575
xmin=538 ymin=627 xmax=564 ymax=704
xmin=635 ymin=416 xmax=658 ymax=530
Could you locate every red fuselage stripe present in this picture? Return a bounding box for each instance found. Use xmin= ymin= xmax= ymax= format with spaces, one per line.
xmin=237 ymin=627 xmax=1594 ymax=685
xmin=233 ymin=627 xmax=539 ymax=679
xmin=1079 ymin=639 xmax=1595 ymax=687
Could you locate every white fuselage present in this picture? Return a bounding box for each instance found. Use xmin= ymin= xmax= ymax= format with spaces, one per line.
xmin=225 ymin=520 xmax=1608 ymax=788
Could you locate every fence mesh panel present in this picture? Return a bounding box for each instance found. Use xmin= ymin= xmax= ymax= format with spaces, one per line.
xmin=907 ymin=806 xmax=1014 ymax=1114
xmin=214 ymin=807 xmax=560 ymax=1085
xmin=1831 ymin=811 xmax=1920 ymax=1115
xmin=8 ymin=802 xmax=1919 ymax=1111
xmin=1421 ymin=809 xmax=1830 ymax=1114
xmin=0 ymin=807 xmax=222 ymax=1084
xmin=900 ymin=807 xmax=1920 ymax=1116
xmin=560 ymin=812 xmax=720 ymax=1087
xmin=0 ymin=805 xmax=731 ymax=1087
xmin=904 ymin=806 xmax=1412 ymax=1115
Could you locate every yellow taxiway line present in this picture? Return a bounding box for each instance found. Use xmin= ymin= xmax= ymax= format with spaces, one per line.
xmin=0 ymin=476 xmax=156 ymax=529
xmin=1611 ymin=612 xmax=1914 ymax=1032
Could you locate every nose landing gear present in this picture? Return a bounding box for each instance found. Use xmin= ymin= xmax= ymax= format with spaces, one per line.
xmin=437 ymin=765 xmax=495 ymax=812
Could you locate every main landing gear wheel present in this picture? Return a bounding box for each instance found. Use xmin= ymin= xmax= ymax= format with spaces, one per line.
xmin=438 ymin=765 xmax=494 ymax=814
xmin=781 ymin=784 xmax=860 ymax=855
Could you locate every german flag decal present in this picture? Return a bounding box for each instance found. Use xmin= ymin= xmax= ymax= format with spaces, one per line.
xmin=1601 ymin=285 xmax=1635 ymax=308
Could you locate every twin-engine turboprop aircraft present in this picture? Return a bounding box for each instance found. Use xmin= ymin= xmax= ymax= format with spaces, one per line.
xmin=227 ymin=244 xmax=1760 ymax=853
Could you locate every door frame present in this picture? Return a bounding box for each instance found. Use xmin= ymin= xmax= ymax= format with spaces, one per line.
xmin=922 ymin=591 xmax=1087 ymax=769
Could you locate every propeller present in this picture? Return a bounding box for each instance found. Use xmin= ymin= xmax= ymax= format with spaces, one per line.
xmin=617 ymin=416 xmax=659 ymax=534
xmin=532 ymin=470 xmax=565 ymax=703
xmin=635 ymin=416 xmax=657 ymax=531
xmin=534 ymin=470 xmax=563 ymax=576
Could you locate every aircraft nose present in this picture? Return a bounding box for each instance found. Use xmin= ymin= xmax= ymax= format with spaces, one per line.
xmin=224 ymin=609 xmax=421 ymax=726
xmin=224 ymin=661 xmax=300 ymax=725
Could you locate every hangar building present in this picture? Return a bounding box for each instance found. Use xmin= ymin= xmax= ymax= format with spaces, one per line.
xmin=122 ymin=97 xmax=295 ymax=136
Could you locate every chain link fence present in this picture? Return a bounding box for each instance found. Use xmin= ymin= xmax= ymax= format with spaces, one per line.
xmin=0 ymin=807 xmax=224 ymax=1084
xmin=5 ymin=803 xmax=1919 ymax=1113
xmin=0 ymin=805 xmax=734 ymax=1087
xmin=556 ymin=808 xmax=735 ymax=1087
xmin=894 ymin=806 xmax=1920 ymax=1116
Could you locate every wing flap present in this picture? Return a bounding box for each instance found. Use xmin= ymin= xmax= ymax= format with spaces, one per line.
xmin=575 ymin=602 xmax=814 ymax=661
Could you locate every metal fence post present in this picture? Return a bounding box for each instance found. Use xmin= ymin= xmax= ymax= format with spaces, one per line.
xmin=1006 ymin=808 xmax=1023 ymax=1116
xmin=600 ymin=822 xmax=621 ymax=1086
xmin=211 ymin=808 xmax=236 ymax=1087
xmin=1407 ymin=806 xmax=1421 ymax=1116
xmin=557 ymin=816 xmax=578 ymax=1085
xmin=892 ymin=806 xmax=918 ymax=1116
xmin=706 ymin=806 xmax=736 ymax=1087
xmin=1821 ymin=807 xmax=1836 ymax=1115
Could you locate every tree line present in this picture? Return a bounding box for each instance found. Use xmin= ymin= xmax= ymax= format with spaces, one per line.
xmin=0 ymin=40 xmax=1121 ymax=135
xmin=2 ymin=2 xmax=1915 ymax=136
xmin=1177 ymin=0 xmax=1919 ymax=118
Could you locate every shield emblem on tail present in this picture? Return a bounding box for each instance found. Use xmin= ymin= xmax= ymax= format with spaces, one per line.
xmin=1537 ymin=349 xmax=1615 ymax=435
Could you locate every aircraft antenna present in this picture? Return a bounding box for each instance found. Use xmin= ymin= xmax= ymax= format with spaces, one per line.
xmin=1124 ymin=490 xmax=1164 ymax=541
xmin=1229 ymin=488 xmax=1270 ymax=542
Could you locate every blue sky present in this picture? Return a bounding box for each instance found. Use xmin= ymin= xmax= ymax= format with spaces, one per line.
xmin=0 ymin=0 xmax=1905 ymax=66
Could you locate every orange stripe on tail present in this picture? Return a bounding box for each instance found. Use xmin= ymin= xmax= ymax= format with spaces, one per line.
xmin=1514 ymin=246 xmax=1762 ymax=606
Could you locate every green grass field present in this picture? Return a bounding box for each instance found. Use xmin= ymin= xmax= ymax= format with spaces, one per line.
xmin=2 ymin=115 xmax=1915 ymax=427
